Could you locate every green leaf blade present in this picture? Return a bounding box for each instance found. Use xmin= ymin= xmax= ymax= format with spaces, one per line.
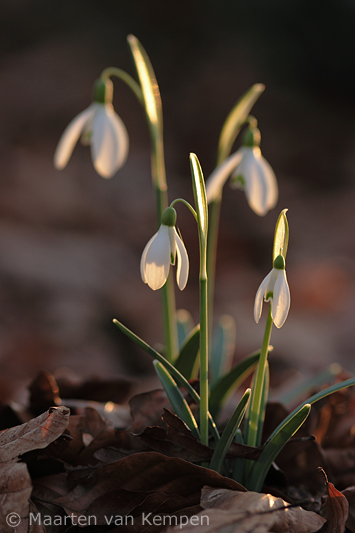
xmin=174 ymin=324 xmax=200 ymax=380
xmin=218 ymin=83 xmax=265 ymax=164
xmin=153 ymin=360 xmax=200 ymax=440
xmin=210 ymin=388 xmax=251 ymax=473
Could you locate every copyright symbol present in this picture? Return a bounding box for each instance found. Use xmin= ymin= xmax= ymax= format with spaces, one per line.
xmin=6 ymin=513 xmax=21 ymax=527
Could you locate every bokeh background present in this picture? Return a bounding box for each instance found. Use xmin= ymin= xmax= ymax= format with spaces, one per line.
xmin=1 ymin=0 xmax=355 ymax=403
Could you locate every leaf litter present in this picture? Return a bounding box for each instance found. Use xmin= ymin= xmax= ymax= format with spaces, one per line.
xmin=1 ymin=370 xmax=355 ymax=532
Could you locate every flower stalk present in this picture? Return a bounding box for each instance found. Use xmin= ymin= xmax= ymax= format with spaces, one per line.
xmin=246 ymin=305 xmax=273 ymax=448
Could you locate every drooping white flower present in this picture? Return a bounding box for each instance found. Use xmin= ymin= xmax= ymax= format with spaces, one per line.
xmin=54 ymin=79 xmax=129 ymax=178
xmin=206 ymin=126 xmax=278 ymax=216
xmin=140 ymin=207 xmax=189 ymax=291
xmin=254 ymin=255 xmax=290 ymax=328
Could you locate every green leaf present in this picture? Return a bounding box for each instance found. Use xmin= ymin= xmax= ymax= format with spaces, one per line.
xmin=209 ymin=348 xmax=272 ymax=419
xmin=246 ymin=404 xmax=311 ymax=492
xmin=190 ymin=154 xmax=208 ymax=257
xmin=153 ymin=361 xmax=200 ymax=440
xmin=209 ymin=388 xmax=251 ymax=473
xmin=112 ymin=318 xmax=220 ymax=443
xmin=211 ymin=315 xmax=236 ymax=386
xmin=127 ymin=35 xmax=162 ymax=142
xmin=217 ymin=83 xmax=265 ymax=164
xmin=176 ymin=309 xmax=195 ymax=349
xmin=273 ymin=209 xmax=289 ymax=262
xmin=174 ymin=324 xmax=200 ymax=380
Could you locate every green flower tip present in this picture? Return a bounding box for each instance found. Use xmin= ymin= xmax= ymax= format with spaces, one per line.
xmin=162 ymin=207 xmax=177 ymax=227
xmin=242 ymin=126 xmax=261 ymax=148
xmin=273 ymin=254 xmax=285 ymax=270
xmin=93 ymin=78 xmax=113 ymax=105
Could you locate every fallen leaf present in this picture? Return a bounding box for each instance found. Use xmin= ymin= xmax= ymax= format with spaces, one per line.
xmin=342 ymin=486 xmax=355 ymax=533
xmin=0 ymin=406 xmax=70 ymax=461
xmin=139 ymin=410 xmax=261 ymax=463
xmin=319 ymin=470 xmax=349 ymax=533
xmin=51 ymin=452 xmax=245 ymax=529
xmin=167 ymin=487 xmax=326 ymax=532
xmin=129 ymin=389 xmax=172 ymax=433
xmin=0 ymin=407 xmax=70 ymax=532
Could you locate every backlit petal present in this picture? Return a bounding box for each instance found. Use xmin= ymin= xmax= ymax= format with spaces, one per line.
xmin=54 ymin=105 xmax=95 ymax=169
xmin=243 ymin=148 xmax=269 ymax=216
xmin=260 ymin=155 xmax=278 ymax=211
xmin=254 ymin=270 xmax=272 ymax=323
xmin=168 ymin=226 xmax=176 ymax=265
xmin=174 ymin=228 xmax=189 ymax=290
xmin=91 ymin=105 xmax=128 ymax=178
xmin=271 ymin=270 xmax=290 ymax=328
xmin=140 ymin=225 xmax=171 ymax=290
xmin=206 ymin=150 xmax=243 ymax=203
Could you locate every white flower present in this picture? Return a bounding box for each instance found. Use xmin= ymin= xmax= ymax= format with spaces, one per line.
xmin=205 ymin=126 xmax=278 ymax=216
xmin=140 ymin=220 xmax=189 ymax=291
xmin=54 ymin=81 xmax=129 ymax=178
xmin=254 ymin=256 xmax=290 ymax=328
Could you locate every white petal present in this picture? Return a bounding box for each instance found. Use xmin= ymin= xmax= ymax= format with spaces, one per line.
xmin=205 ymin=150 xmax=243 ymax=203
xmin=173 ymin=228 xmax=189 ymax=290
xmin=259 ymin=155 xmax=278 ymax=211
xmin=254 ymin=270 xmax=272 ymax=323
xmin=168 ymin=226 xmax=176 ymax=265
xmin=242 ymin=149 xmax=269 ymax=216
xmin=91 ymin=105 xmax=128 ymax=178
xmin=271 ymin=270 xmax=290 ymax=328
xmin=140 ymin=225 xmax=171 ymax=290
xmin=54 ymin=105 xmax=95 ymax=169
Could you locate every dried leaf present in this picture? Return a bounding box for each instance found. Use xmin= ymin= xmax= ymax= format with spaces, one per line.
xmin=129 ymin=389 xmax=172 ymax=433
xmin=342 ymin=486 xmax=355 ymax=533
xmin=51 ymin=452 xmax=245 ymax=529
xmin=0 ymin=407 xmax=69 ymax=531
xmin=0 ymin=406 xmax=70 ymax=461
xmin=167 ymin=487 xmax=326 ymax=532
xmin=139 ymin=410 xmax=260 ymax=463
xmin=320 ymin=473 xmax=349 ymax=533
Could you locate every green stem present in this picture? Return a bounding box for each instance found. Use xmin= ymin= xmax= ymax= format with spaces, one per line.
xmin=100 ymin=67 xmax=143 ymax=104
xmin=247 ymin=305 xmax=273 ymax=447
xmin=200 ymin=276 xmax=209 ymax=446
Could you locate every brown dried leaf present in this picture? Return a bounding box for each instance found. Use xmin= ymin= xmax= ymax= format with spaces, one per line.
xmin=139 ymin=410 xmax=261 ymax=463
xmin=167 ymin=487 xmax=326 ymax=532
xmin=342 ymin=486 xmax=355 ymax=533
xmin=0 ymin=407 xmax=70 ymax=531
xmin=320 ymin=475 xmax=349 ymax=533
xmin=129 ymin=389 xmax=172 ymax=433
xmin=52 ymin=452 xmax=245 ymax=528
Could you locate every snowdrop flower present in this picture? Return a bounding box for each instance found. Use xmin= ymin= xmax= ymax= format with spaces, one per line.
xmin=141 ymin=207 xmax=189 ymax=291
xmin=254 ymin=254 xmax=290 ymax=328
xmin=54 ymin=78 xmax=129 ymax=178
xmin=206 ymin=126 xmax=278 ymax=216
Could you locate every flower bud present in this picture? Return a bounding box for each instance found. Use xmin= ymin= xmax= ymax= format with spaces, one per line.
xmin=162 ymin=207 xmax=177 ymax=227
xmin=93 ymin=78 xmax=113 ymax=105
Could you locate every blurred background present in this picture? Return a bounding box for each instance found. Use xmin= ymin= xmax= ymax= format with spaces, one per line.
xmin=1 ymin=0 xmax=355 ymax=403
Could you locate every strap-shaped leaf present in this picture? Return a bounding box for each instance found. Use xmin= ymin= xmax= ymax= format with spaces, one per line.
xmin=273 ymin=208 xmax=289 ymax=262
xmin=153 ymin=361 xmax=200 ymax=440
xmin=247 ymin=404 xmax=311 ymax=492
xmin=209 ymin=348 xmax=273 ymax=418
xmin=113 ymin=318 xmax=220 ymax=442
xmin=217 ymin=83 xmax=265 ymax=164
xmin=210 ymin=388 xmax=251 ymax=473
xmin=174 ymin=324 xmax=200 ymax=380
xmin=190 ymin=154 xmax=208 ymax=271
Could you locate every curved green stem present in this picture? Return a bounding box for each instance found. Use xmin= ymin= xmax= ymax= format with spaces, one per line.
xmin=247 ymin=305 xmax=273 ymax=447
xmin=170 ymin=198 xmax=198 ymax=222
xmin=100 ymin=67 xmax=143 ymax=104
